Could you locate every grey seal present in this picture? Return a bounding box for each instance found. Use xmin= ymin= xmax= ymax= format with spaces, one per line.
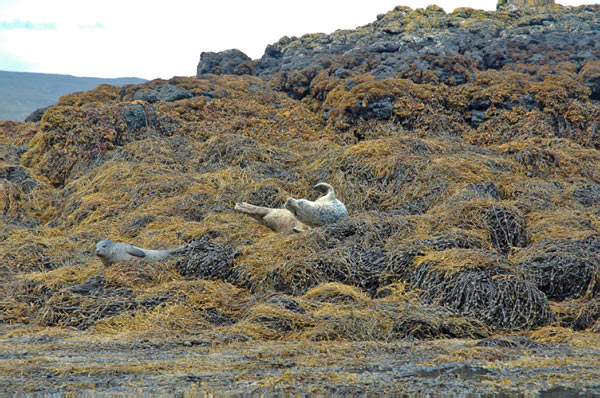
xmin=95 ymin=239 xmax=187 ymax=266
xmin=234 ymin=202 xmax=308 ymax=233
xmin=284 ymin=183 xmax=348 ymax=227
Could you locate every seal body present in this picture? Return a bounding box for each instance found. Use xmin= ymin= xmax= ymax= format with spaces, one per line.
xmin=234 ymin=202 xmax=308 ymax=233
xmin=95 ymin=239 xmax=186 ymax=266
xmin=284 ymin=183 xmax=348 ymax=227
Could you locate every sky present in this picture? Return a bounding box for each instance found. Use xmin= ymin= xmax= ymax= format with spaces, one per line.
xmin=0 ymin=0 xmax=597 ymax=80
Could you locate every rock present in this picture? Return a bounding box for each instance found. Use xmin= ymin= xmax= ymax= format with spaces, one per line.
xmin=133 ymin=83 xmax=192 ymax=103
xmin=470 ymin=110 xmax=487 ymax=127
xmin=196 ymin=49 xmax=254 ymax=76
xmin=24 ymin=106 xmax=50 ymax=122
xmin=349 ymin=97 xmax=394 ymax=121
xmin=249 ymin=4 xmax=599 ymax=93
xmin=123 ymin=104 xmax=154 ymax=130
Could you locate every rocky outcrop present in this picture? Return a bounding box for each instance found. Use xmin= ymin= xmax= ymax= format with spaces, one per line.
xmin=24 ymin=106 xmax=50 ymax=122
xmin=256 ymin=5 xmax=599 ymax=83
xmin=197 ymin=49 xmax=254 ymax=76
xmin=198 ymin=5 xmax=600 ymax=102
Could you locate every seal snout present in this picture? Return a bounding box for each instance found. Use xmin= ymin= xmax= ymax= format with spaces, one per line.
xmin=95 ymin=240 xmax=110 ymax=258
xmin=284 ymin=197 xmax=297 ymax=216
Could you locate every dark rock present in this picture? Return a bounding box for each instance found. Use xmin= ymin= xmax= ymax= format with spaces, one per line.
xmin=156 ymin=83 xmax=193 ymax=102
xmin=334 ymin=68 xmax=352 ymax=79
xmin=573 ymin=183 xmax=600 ymax=207
xmin=470 ymin=110 xmax=487 ymax=127
xmin=586 ymin=75 xmax=600 ymax=100
xmin=471 ymin=98 xmax=491 ymax=111
xmin=250 ymin=6 xmax=600 ymax=92
xmin=197 ymin=49 xmax=253 ymax=76
xmin=349 ymin=97 xmax=394 ymax=121
xmin=133 ymin=84 xmax=192 ymax=104
xmin=24 ymin=106 xmax=50 ymax=122
xmin=123 ymin=104 xmax=151 ymax=130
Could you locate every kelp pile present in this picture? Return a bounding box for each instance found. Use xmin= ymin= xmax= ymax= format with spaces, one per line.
xmin=1 ymin=2 xmax=600 ymax=394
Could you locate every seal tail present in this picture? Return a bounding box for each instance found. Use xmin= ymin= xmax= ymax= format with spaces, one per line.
xmin=167 ymin=244 xmax=189 ymax=255
xmin=313 ymin=182 xmax=336 ymax=199
xmin=234 ymin=202 xmax=272 ymax=219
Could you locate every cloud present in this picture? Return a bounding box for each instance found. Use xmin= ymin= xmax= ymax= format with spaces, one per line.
xmin=0 ymin=19 xmax=57 ymax=30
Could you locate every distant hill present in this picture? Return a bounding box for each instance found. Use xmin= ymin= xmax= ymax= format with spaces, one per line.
xmin=0 ymin=70 xmax=146 ymax=121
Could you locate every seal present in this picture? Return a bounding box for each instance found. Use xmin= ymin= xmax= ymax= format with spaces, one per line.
xmin=234 ymin=202 xmax=308 ymax=233
xmin=284 ymin=182 xmax=348 ymax=227
xmin=95 ymin=239 xmax=187 ymax=266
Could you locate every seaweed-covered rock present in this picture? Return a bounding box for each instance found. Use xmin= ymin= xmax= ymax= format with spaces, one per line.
xmin=4 ymin=1 xmax=600 ymax=362
xmin=407 ymin=249 xmax=555 ymax=331
xmin=485 ymin=205 xmax=528 ymax=254
xmin=516 ymin=238 xmax=600 ymax=301
xmin=253 ymin=5 xmax=600 ymax=91
xmin=579 ymin=60 xmax=600 ymax=101
xmin=133 ymin=83 xmax=192 ymax=103
xmin=175 ymin=237 xmax=240 ymax=281
xmin=20 ymin=101 xmax=167 ymax=186
xmin=552 ymin=298 xmax=600 ymax=331
xmin=36 ymin=275 xmax=174 ymax=330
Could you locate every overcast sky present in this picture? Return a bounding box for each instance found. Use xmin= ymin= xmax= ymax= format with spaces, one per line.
xmin=0 ymin=0 xmax=596 ymax=80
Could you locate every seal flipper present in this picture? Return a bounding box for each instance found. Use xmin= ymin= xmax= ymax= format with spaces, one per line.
xmin=126 ymin=246 xmax=146 ymax=258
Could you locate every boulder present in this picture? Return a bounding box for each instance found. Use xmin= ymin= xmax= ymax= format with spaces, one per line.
xmin=196 ymin=49 xmax=254 ymax=76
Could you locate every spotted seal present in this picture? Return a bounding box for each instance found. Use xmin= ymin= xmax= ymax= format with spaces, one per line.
xmin=284 ymin=183 xmax=348 ymax=227
xmin=95 ymin=239 xmax=187 ymax=266
xmin=234 ymin=202 xmax=308 ymax=233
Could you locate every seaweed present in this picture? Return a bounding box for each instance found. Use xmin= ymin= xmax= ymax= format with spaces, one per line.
xmin=2 ymin=5 xmax=600 ymax=369
xmin=406 ymin=249 xmax=555 ymax=330
xmin=514 ymin=237 xmax=600 ymax=301
xmin=174 ymin=237 xmax=240 ymax=281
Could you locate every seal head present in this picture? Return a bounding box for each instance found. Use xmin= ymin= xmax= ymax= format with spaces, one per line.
xmin=284 ymin=183 xmax=348 ymax=227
